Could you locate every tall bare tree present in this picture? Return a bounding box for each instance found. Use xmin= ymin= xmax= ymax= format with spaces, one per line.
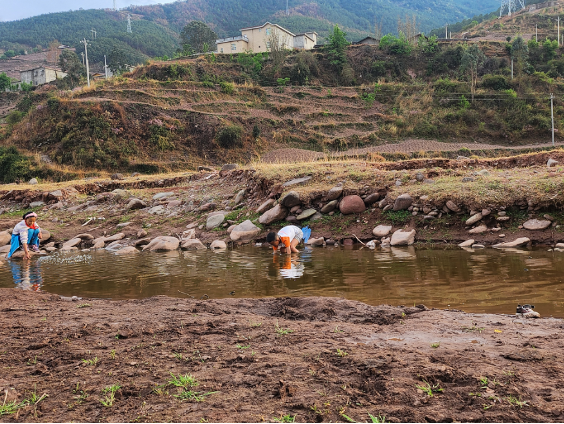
xmin=397 ymin=15 xmax=418 ymax=44
xmin=266 ymin=29 xmax=291 ymax=68
xmin=374 ymin=18 xmax=383 ymax=40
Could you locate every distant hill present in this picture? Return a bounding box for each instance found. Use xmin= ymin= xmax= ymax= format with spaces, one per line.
xmin=0 ymin=0 xmax=501 ymax=67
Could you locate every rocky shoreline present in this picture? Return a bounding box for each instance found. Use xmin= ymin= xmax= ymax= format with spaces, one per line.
xmin=1 ymin=155 xmax=564 ymax=258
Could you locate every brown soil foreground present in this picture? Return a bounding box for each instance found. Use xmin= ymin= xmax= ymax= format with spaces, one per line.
xmin=0 ymin=289 xmax=563 ymax=423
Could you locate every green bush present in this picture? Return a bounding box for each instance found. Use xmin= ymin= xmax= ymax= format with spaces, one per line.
xmin=219 ymin=81 xmax=235 ymax=94
xmin=6 ymin=110 xmax=23 ymax=126
xmin=0 ymin=146 xmax=32 ymax=183
xmin=371 ymin=60 xmax=387 ymax=77
xmin=380 ymin=33 xmax=412 ymax=55
xmin=217 ymin=125 xmax=243 ymax=148
xmin=481 ymin=74 xmax=511 ymax=90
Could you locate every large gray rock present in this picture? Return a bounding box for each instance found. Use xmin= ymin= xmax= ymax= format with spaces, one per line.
xmin=152 ymin=192 xmax=174 ymax=200
xmin=458 ymin=239 xmax=475 ymax=247
xmin=326 ymin=186 xmax=343 ymax=201
xmin=493 ymin=237 xmax=530 ymax=248
xmin=307 ymin=237 xmax=325 ymax=246
xmin=339 ymin=195 xmax=366 ymax=215
xmin=30 ymin=201 xmax=45 ymax=208
xmin=280 ymin=191 xmax=301 ymax=208
xmin=256 ymin=199 xmax=275 ymax=214
xmin=0 ymin=231 xmax=12 ymax=246
xmin=282 ymin=176 xmax=311 ymax=187
xmin=210 ymin=240 xmax=227 ymax=249
xmin=446 ymin=200 xmax=460 ymax=213
xmin=364 ymin=193 xmax=380 ymax=205
xmin=393 ymin=194 xmax=413 ymax=211
xmin=63 ymin=238 xmax=82 ymax=248
xmin=206 ymin=213 xmax=225 ymax=230
xmin=390 ymin=229 xmax=416 ymax=246
xmin=233 ymin=189 xmax=246 ymax=204
xmin=114 ymin=246 xmax=139 ymax=255
xmin=182 ymin=229 xmax=196 ymax=240
xmin=373 ymin=225 xmax=392 ymax=237
xmin=230 ymin=220 xmax=261 ymax=242
xmin=143 ymin=236 xmax=179 ymax=252
xmin=49 ymin=190 xmax=63 ymax=199
xmin=321 ymin=200 xmax=338 ymax=214
xmin=523 ymin=219 xmax=551 ymax=230
xmin=126 ymin=198 xmax=147 ymax=210
xmin=29 ymin=178 xmax=38 ymax=185
xmin=468 ymin=225 xmax=488 ymax=234
xmin=547 ymin=158 xmax=558 ymax=167
xmin=105 ymin=233 xmax=126 ymax=242
xmin=466 ymin=213 xmax=483 ymax=226
xmin=111 ymin=173 xmax=125 ymax=180
xmin=297 ymin=208 xmax=317 ymax=220
xmin=74 ymin=233 xmax=94 ymax=240
xmin=39 ymin=229 xmax=51 ymax=243
xmin=105 ymin=240 xmax=129 ymax=251
xmin=111 ymin=189 xmax=129 ymax=198
xmin=181 ymin=239 xmax=206 ymax=250
xmin=221 ymin=164 xmax=238 ymax=171
xmin=148 ymin=205 xmax=165 ymax=215
xmin=258 ymin=204 xmax=288 ymax=225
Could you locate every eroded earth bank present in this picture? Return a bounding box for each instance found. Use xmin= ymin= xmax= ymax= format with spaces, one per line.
xmin=0 ymin=289 xmax=563 ymax=423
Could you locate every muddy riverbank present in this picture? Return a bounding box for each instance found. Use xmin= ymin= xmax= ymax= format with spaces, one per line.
xmin=0 ymin=289 xmax=563 ymax=422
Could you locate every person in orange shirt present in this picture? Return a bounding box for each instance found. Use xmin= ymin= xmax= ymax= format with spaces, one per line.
xmin=266 ymin=225 xmax=304 ymax=253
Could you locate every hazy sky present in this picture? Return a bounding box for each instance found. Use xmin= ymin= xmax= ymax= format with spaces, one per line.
xmin=0 ymin=0 xmax=179 ymax=22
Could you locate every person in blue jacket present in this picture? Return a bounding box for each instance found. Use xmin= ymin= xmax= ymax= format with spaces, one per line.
xmin=7 ymin=211 xmax=42 ymax=260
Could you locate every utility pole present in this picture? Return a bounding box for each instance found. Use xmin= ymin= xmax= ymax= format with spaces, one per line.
xmin=80 ymin=51 xmax=85 ymax=66
xmin=445 ymin=23 xmax=448 ymax=39
xmin=113 ymin=0 xmax=117 ymax=11
xmin=286 ymin=0 xmax=289 ymax=15
xmin=558 ymin=16 xmax=560 ymax=47
xmin=104 ymin=55 xmax=108 ymax=79
xmin=551 ymin=93 xmax=555 ymax=146
xmin=127 ymin=14 xmax=132 ymax=33
xmin=91 ymin=28 xmax=97 ymax=39
xmin=536 ymin=24 xmax=537 ymax=42
xmin=511 ymin=57 xmax=514 ymax=79
xmin=81 ymin=38 xmax=90 ymax=87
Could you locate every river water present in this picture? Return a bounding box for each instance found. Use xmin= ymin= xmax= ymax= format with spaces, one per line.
xmin=1 ymin=245 xmax=563 ymax=317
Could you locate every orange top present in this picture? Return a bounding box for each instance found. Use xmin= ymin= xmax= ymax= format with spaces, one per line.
xmin=272 ymin=236 xmax=291 ymax=251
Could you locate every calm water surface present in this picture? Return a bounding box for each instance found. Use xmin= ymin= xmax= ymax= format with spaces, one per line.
xmin=1 ymin=245 xmax=564 ymax=317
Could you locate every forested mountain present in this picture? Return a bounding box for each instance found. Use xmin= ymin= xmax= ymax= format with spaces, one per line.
xmin=0 ymin=0 xmax=500 ymax=64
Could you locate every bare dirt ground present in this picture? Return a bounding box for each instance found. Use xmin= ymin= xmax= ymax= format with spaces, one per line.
xmin=0 ymin=289 xmax=563 ymax=423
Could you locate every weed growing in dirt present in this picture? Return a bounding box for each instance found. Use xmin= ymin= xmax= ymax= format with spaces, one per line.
xmin=275 ymin=320 xmax=294 ymax=336
xmin=368 ymin=413 xmax=387 ymax=423
xmin=416 ymin=381 xmax=444 ymax=397
xmin=383 ymin=209 xmax=412 ymax=224
xmin=68 ymin=383 xmax=88 ymax=409
xmin=506 ymin=395 xmax=528 ymax=407
xmin=340 ymin=412 xmax=356 ymax=422
xmin=430 ymin=342 xmax=440 ymax=348
xmin=333 ymin=326 xmax=344 ymax=333
xmin=152 ymin=384 xmax=169 ymax=396
xmin=77 ymin=303 xmax=91 ymax=308
xmin=174 ymin=390 xmax=217 ymax=402
xmin=168 ymin=373 xmax=198 ymax=388
xmin=109 ymin=350 xmax=116 ymax=359
xmin=236 ymin=344 xmax=250 ymax=349
xmin=100 ymin=384 xmax=121 ymax=407
xmin=0 ymin=399 xmax=22 ymax=416
xmin=249 ymin=321 xmax=262 ymax=327
xmin=172 ymin=352 xmax=185 ymax=360
xmin=273 ymin=414 xmax=296 ymax=423
xmin=479 ymin=377 xmax=488 ymax=387
xmin=503 ymin=370 xmax=515 ymax=377
xmin=27 ymin=356 xmax=38 ymax=365
xmin=336 ymin=349 xmax=348 ymax=357
xmin=462 ymin=324 xmax=485 ymax=333
xmin=82 ymin=357 xmax=99 ymax=366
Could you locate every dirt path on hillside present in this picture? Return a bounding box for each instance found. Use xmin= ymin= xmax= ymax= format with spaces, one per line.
xmin=0 ymin=289 xmax=563 ymax=423
xmin=261 ymin=139 xmax=564 ymax=162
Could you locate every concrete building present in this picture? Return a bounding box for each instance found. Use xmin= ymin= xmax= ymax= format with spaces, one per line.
xmin=216 ymin=22 xmax=317 ymax=54
xmin=354 ymin=36 xmax=380 ymax=46
xmin=20 ymin=66 xmax=66 ymax=86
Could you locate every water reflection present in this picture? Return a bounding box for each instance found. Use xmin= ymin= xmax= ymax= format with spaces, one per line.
xmin=10 ymin=260 xmax=43 ymax=291
xmin=0 ymin=246 xmax=563 ymax=316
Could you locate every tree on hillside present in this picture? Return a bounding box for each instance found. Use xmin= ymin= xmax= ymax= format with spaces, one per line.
xmin=0 ymin=73 xmax=11 ymax=92
xmin=46 ymin=40 xmax=61 ymax=65
xmin=326 ymin=24 xmax=350 ymax=71
xmin=460 ymin=44 xmax=486 ymax=103
xmin=511 ymin=36 xmax=528 ymax=82
xmin=108 ymin=47 xmax=129 ymax=75
xmin=58 ymin=50 xmax=85 ymax=88
xmin=180 ymin=21 xmax=217 ymax=54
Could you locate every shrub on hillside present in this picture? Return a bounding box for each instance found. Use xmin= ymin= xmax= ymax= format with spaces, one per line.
xmin=0 ymin=146 xmax=32 ymax=183
xmin=220 ymin=81 xmax=235 ymax=94
xmin=379 ymin=33 xmax=412 ymax=55
xmin=481 ymin=74 xmax=511 ymax=90
xmin=217 ymin=125 xmax=243 ymax=148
